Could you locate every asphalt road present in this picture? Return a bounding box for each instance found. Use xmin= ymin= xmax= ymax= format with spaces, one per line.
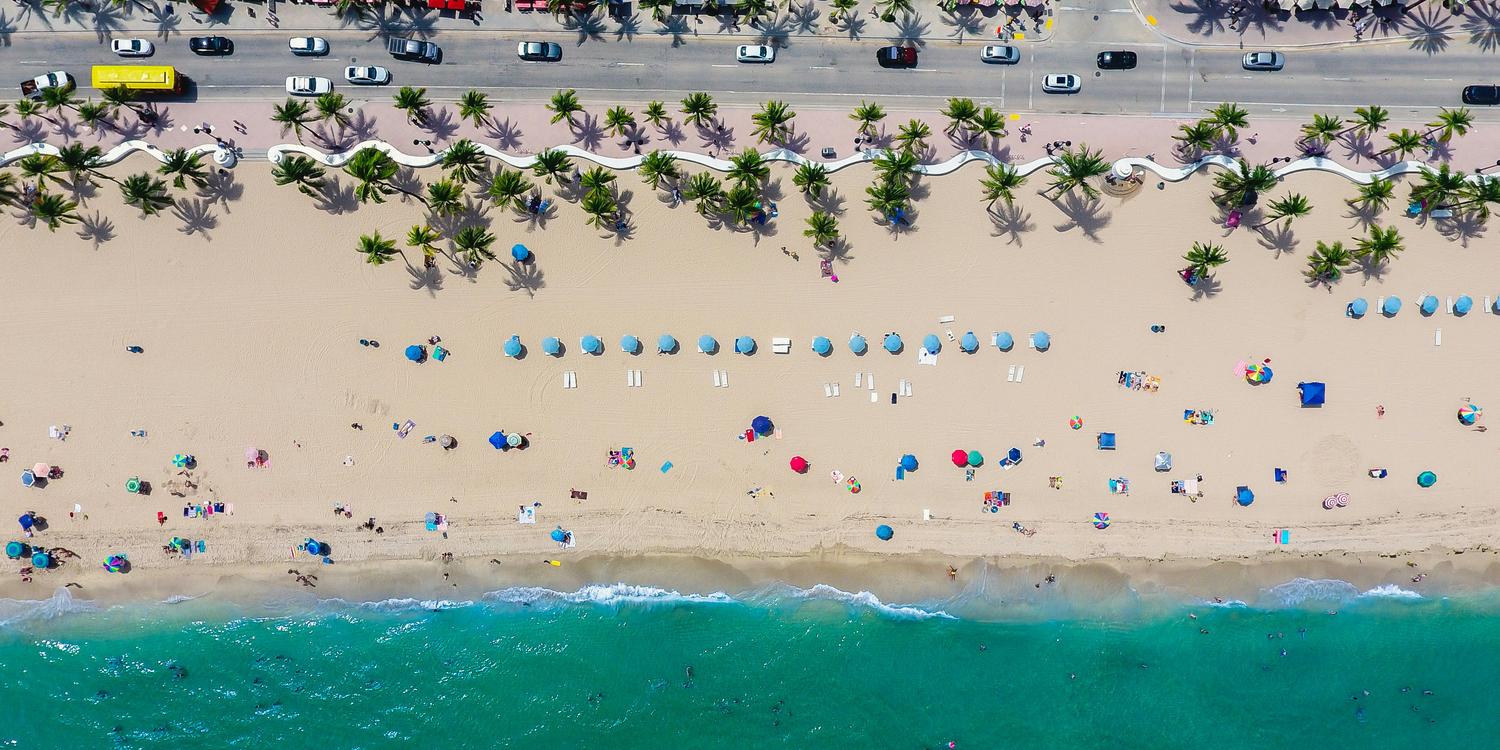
xmin=0 ymin=3 xmax=1494 ymax=119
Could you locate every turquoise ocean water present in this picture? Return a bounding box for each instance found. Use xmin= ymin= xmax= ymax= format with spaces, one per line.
xmin=4 ymin=579 xmax=1498 ymax=747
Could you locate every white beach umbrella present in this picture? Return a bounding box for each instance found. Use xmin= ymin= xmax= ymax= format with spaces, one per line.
xmin=1314 ymin=0 xmax=1336 ymax=8
xmin=1295 ymin=0 xmax=1316 ymax=9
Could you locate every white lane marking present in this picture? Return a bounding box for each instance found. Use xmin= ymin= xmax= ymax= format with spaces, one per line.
xmin=1109 ymin=7 xmax=1134 ymax=11
xmin=809 ymin=65 xmax=835 ymax=70
xmin=1186 ymin=49 xmax=1195 ymax=111
xmin=1322 ymin=76 xmax=1352 ymax=81
xmin=1423 ymin=78 xmax=1453 ymax=81
xmin=1191 ymin=99 xmax=1450 ymax=110
xmin=17 ymin=60 xmax=48 ymax=64
xmin=710 ymin=64 xmax=735 ymax=68
xmin=615 ymin=62 xmax=644 ymax=67
xmin=1159 ymin=46 xmax=1168 ymax=112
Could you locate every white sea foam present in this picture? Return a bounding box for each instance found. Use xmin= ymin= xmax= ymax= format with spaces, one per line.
xmin=482 ymin=583 xmax=736 ymax=607
xmin=355 ymin=597 xmax=476 ymax=613
xmin=1360 ymin=584 xmax=1423 ymax=600
xmin=779 ymin=583 xmax=956 ymax=620
xmin=161 ymin=593 xmax=205 ymax=605
xmin=1260 ymin=578 xmax=1424 ymax=609
xmin=0 ymin=587 xmax=97 ymax=628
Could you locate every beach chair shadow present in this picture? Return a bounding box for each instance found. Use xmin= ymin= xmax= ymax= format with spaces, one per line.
xmin=1051 ymin=192 xmax=1110 ymax=242
xmin=76 ymin=210 xmax=116 ymax=249
xmin=989 ymin=201 xmax=1034 ymax=247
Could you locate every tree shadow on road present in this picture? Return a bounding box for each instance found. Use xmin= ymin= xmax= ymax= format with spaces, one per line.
xmin=656 ymin=15 xmax=690 ymax=47
xmin=888 ymin=12 xmax=930 ymax=48
xmin=1170 ymin=0 xmax=1228 ymax=38
xmin=1399 ymin=5 xmax=1453 ymax=55
xmin=562 ymin=7 xmax=608 ymax=45
xmin=613 ymin=12 xmax=642 ymax=41
xmin=1463 ymin=4 xmax=1500 ymax=52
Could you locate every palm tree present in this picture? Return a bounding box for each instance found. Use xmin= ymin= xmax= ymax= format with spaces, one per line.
xmin=17 ymin=154 xmax=66 ymax=191
xmin=356 ymin=231 xmax=402 ymax=267
xmin=1043 ymin=144 xmax=1109 ymax=200
xmin=158 ymin=148 xmax=208 ymax=190
xmin=1299 ymin=113 xmax=1343 ymax=149
xmin=14 ymin=98 xmax=54 ymax=127
xmin=272 ymin=154 xmax=327 ymax=197
xmin=580 ymin=166 xmax=616 ymax=197
xmin=941 ymin=97 xmax=979 ymax=136
xmin=580 ymin=189 xmax=619 ymax=230
xmin=980 ymin=163 xmax=1026 ymax=210
xmin=1347 ymin=177 xmax=1394 ymax=212
xmin=640 ymin=0 xmax=674 ymax=21
xmin=1454 ymin=177 xmax=1500 ymax=220
xmin=737 ymin=0 xmax=775 ymax=25
xmin=830 ymin=0 xmax=859 ymax=22
xmin=100 ymin=85 xmax=140 ymax=118
xmin=727 ymin=150 xmax=770 ymax=190
xmin=530 ymin=148 xmax=572 ymax=185
xmin=119 ymin=173 xmax=174 ymax=216
xmin=850 ymin=101 xmax=887 ymax=137
xmin=343 ymin=147 xmax=400 ymax=205
xmin=679 ymin=92 xmax=718 ymax=128
xmin=683 ymin=172 xmax=725 ymax=215
xmin=604 ymin=105 xmax=636 ymax=137
xmin=442 ymin=139 xmax=487 ymax=185
xmin=314 ymin=92 xmax=351 ymax=128
xmin=873 ymin=148 xmax=919 ymax=187
xmin=792 ymin=162 xmax=831 ymax=198
xmin=75 ymin=101 xmax=113 ymax=132
xmin=1254 ymin=193 xmax=1312 ymax=229
xmin=1424 ymin=107 xmax=1473 ymax=143
xmin=643 ymin=100 xmax=671 ymax=130
xmin=29 ymin=193 xmax=80 ymax=232
xmin=394 ymin=86 xmax=432 ymax=125
xmin=452 ymin=225 xmax=497 ymax=268
xmin=1380 ymin=128 xmax=1424 ymax=159
xmin=425 ymin=179 xmax=465 ymax=216
xmin=1304 ymin=240 xmax=1355 ymax=286
xmin=638 ymin=151 xmax=681 ymax=190
xmin=751 ymin=100 xmax=796 ymax=145
xmin=272 ymin=99 xmax=314 ymax=143
xmin=1353 ymin=224 xmax=1403 ymax=266
xmin=1204 ymin=102 xmax=1249 ymax=141
xmin=1174 ymin=121 xmax=1218 ymax=155
xmin=875 ymin=0 xmax=913 ymax=21
xmin=1410 ymin=163 xmax=1468 ymax=211
xmin=487 ymin=168 xmax=534 ymax=211
xmin=1341 ymin=105 xmax=1389 ymax=142
xmin=39 ymin=85 xmax=81 ymax=119
xmin=547 ymin=88 xmax=583 ymax=126
xmin=1182 ymin=242 xmax=1229 ymax=277
xmin=457 ymin=90 xmax=492 ymax=129
xmin=722 ymin=185 xmax=761 ymax=225
xmin=865 ymin=179 xmax=911 ymax=218
xmin=56 ymin=142 xmax=111 ymax=185
xmin=406 ymin=224 xmax=443 ymax=263
xmin=0 ymin=173 xmax=18 ymax=206
xmin=970 ymin=108 xmax=1005 ymax=143
xmin=1210 ymin=159 xmax=1277 ymax=207
xmin=804 ymin=210 xmax=840 ymax=247
xmin=895 ymin=119 xmax=932 ymax=153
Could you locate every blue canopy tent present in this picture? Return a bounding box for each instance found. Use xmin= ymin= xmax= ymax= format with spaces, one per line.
xmin=1455 ymin=295 xmax=1474 ymax=316
xmin=1347 ymin=298 xmax=1368 ymax=318
xmin=875 ymin=524 xmax=894 ymax=541
xmin=922 ymin=334 xmax=942 ymax=353
xmin=658 ymin=334 xmax=678 ymax=354
xmin=404 ymin=344 xmax=426 ymax=363
xmin=995 ymin=331 xmax=1014 ymax=351
xmin=849 ymin=334 xmax=868 ymax=354
xmin=489 ymin=431 xmax=507 ymax=450
xmin=1298 ymin=381 xmax=1326 ymax=407
xmin=698 ymin=335 xmax=718 ymax=354
xmin=1420 ymin=295 xmax=1439 ymax=315
xmin=883 ymin=334 xmax=903 ymax=353
xmin=900 ymin=454 xmax=918 ymax=471
xmin=542 ymin=336 xmax=562 ymax=356
xmin=960 ymin=331 xmax=979 ymax=353
xmin=1097 ymin=432 xmax=1116 ymax=450
xmin=751 ymin=416 xmax=774 ymax=436
xmin=1383 ymin=296 xmax=1402 ymax=316
xmin=620 ymin=335 xmax=640 ymax=354
xmin=18 ymin=515 xmax=33 ymax=531
xmin=811 ymin=336 xmax=832 ymax=356
xmin=511 ymin=243 xmax=532 ymax=262
xmin=581 ymin=335 xmax=603 ymax=355
xmin=1032 ymin=331 xmax=1052 ymax=351
xmin=503 ymin=335 xmax=522 ymax=358
xmin=735 ymin=336 xmax=756 ymax=355
xmin=1235 ymin=486 xmax=1255 ymax=506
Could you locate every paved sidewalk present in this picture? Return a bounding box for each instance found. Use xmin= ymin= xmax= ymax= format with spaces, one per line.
xmin=1133 ymin=0 xmax=1499 ymax=50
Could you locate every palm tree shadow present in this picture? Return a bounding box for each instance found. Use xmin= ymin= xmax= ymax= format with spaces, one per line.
xmin=613 ymin=11 xmax=641 ymax=41
xmin=515 ymin=195 xmax=555 ymax=230
xmin=837 ymin=14 xmax=867 ymax=39
xmin=486 ymin=117 xmax=524 ymax=152
xmin=172 ymin=198 xmax=218 ymax=238
xmin=1403 ymin=6 xmax=1452 ymax=55
xmin=778 ymin=129 xmax=811 ymax=155
xmin=197 ymin=169 xmax=243 ymax=210
xmin=755 ymin=13 xmax=793 ymax=47
xmin=1343 ymin=202 xmax=1380 ymax=230
xmin=389 ymin=168 xmax=425 ymax=202
xmin=659 ymin=120 xmax=687 ymax=146
xmin=809 ymin=187 xmax=845 ymax=215
xmin=888 ymin=12 xmax=930 ymax=46
xmin=1050 ymin=193 xmax=1110 ymax=242
xmin=1354 ymin=256 xmax=1391 ymax=284
xmin=562 ymin=7 xmax=608 ymax=44
xmin=422 ymin=107 xmax=460 ymax=142
xmin=407 ymin=263 xmax=446 ymax=295
xmin=88 ymin=5 xmax=126 ymax=42
xmin=940 ymin=7 xmax=984 ymax=41
xmin=312 ymin=123 xmax=357 ymax=153
xmin=1435 ymin=213 xmax=1487 ymax=248
xmin=1465 ymin=5 xmax=1500 ymax=52
xmin=11 ymin=118 xmax=47 ymax=144
xmin=314 ymin=177 xmax=360 ymax=215
xmin=67 ymin=178 xmax=99 ymax=207
xmin=76 ymin=210 xmax=116 ymax=248
xmin=146 ymin=5 xmax=180 ymax=39
xmin=1170 ymin=0 xmax=1228 ymax=37
xmin=1189 ymin=274 xmax=1223 ymax=300
xmin=656 ymin=15 xmax=690 ymax=47
xmin=989 ymin=202 xmax=1034 ymax=246
xmin=570 ymin=112 xmax=606 ymax=151
xmin=698 ymin=123 xmax=735 ymax=153
xmin=1255 ymin=222 xmax=1299 ymax=258
xmin=501 ymin=260 xmax=546 ymax=297
xmin=787 ymin=1 xmax=820 ymax=34
xmin=1426 ymin=138 xmax=1455 ymax=164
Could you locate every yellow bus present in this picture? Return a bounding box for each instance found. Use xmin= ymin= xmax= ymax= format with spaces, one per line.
xmin=90 ymin=65 xmax=182 ymax=95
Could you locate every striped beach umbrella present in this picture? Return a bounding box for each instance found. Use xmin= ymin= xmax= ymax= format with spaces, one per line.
xmin=1092 ymin=512 xmax=1110 ymax=529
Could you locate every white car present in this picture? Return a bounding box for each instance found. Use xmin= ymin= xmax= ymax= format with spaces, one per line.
xmin=288 ymin=37 xmax=329 ymax=56
xmin=736 ymin=44 xmax=775 ymax=63
xmin=979 ymin=45 xmax=1020 ymax=65
xmin=344 ymin=65 xmax=392 ymax=85
xmin=285 ymin=76 xmax=333 ymax=96
xmin=1241 ymin=51 xmax=1285 ymax=71
xmin=1041 ymin=73 xmax=1080 ymax=94
xmin=110 ymin=38 xmax=155 ymax=57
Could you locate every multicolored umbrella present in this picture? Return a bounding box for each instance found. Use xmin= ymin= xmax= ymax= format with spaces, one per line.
xmin=1245 ymin=363 xmax=1273 ymax=384
xmin=172 ymin=454 xmax=191 ymax=468
xmin=1459 ymin=403 xmax=1482 ymax=426
xmin=1069 ymin=416 xmax=1084 ymax=430
xmin=1092 ymin=512 xmax=1110 ymax=529
xmin=103 ymin=553 xmax=127 ymax=573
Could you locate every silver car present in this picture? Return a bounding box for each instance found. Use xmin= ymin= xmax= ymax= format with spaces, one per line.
xmin=736 ymin=44 xmax=775 ymax=63
xmin=1041 ymin=73 xmax=1080 ymax=94
xmin=289 ymin=37 xmax=329 ymax=56
xmin=344 ymin=66 xmax=392 ymax=85
xmin=980 ymin=45 xmax=1020 ymax=65
xmin=110 ymin=38 xmax=155 ymax=57
xmin=1242 ymin=51 xmax=1284 ymax=71
xmin=285 ymin=76 xmax=333 ymax=96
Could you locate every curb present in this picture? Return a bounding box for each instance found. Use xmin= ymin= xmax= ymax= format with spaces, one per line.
xmin=1125 ymin=0 xmax=1452 ymax=51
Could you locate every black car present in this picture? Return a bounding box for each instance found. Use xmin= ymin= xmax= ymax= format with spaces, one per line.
xmin=189 ymin=36 xmax=233 ymax=55
xmin=876 ymin=45 xmax=918 ymax=69
xmin=1462 ymin=85 xmax=1499 ymax=105
xmin=1096 ymin=51 xmax=1137 ymax=70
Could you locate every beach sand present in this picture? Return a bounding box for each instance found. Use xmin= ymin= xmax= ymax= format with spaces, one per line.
xmin=3 ymin=155 xmax=1499 ymax=601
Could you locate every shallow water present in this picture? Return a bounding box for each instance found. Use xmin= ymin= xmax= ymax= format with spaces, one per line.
xmin=5 ymin=580 xmax=1498 ymax=747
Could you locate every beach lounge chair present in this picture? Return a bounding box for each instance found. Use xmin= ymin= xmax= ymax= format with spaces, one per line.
xmin=1015 ymin=366 xmax=1025 ymax=383
xmin=939 ymin=315 xmax=955 ymax=324
xmin=772 ymin=338 xmax=792 ymax=354
xmin=1447 ymin=296 xmax=1455 ymax=314
xmin=854 ymin=372 xmax=862 ymax=387
xmin=824 ymin=383 xmax=833 ymax=398
xmin=719 ymin=370 xmax=728 ymax=388
xmin=1435 ymin=329 xmax=1442 ymax=346
xmin=832 ymin=383 xmax=840 ymax=397
xmin=1431 ymin=208 xmax=1454 ymax=219
xmin=1007 ymin=365 xmax=1016 ymax=383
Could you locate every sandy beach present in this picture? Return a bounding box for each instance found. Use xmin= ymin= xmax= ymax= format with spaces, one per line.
xmin=4 ymin=152 xmax=1500 ymax=602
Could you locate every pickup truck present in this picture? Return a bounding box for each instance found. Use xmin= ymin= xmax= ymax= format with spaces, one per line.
xmin=387 ymin=37 xmax=441 ymax=63
xmin=20 ymin=70 xmax=73 ymax=99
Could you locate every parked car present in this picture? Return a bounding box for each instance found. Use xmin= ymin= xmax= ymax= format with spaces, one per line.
xmin=388 ymin=37 xmax=441 ymax=63
xmin=1241 ymin=51 xmax=1284 ymax=71
xmin=876 ymin=45 xmax=918 ymax=68
xmin=19 ymin=70 xmax=72 ymax=100
xmin=736 ymin=44 xmax=775 ymax=63
xmin=110 ymin=38 xmax=155 ymax=57
xmin=289 ymin=37 xmax=329 ymax=56
xmin=1096 ymin=50 xmax=1136 ymax=70
xmin=1041 ymin=74 xmax=1081 ymax=94
xmin=345 ymin=66 xmax=392 ymax=86
xmin=980 ymin=45 xmax=1020 ymax=65
xmin=189 ymin=36 xmax=233 ymax=55
xmin=285 ymin=76 xmax=333 ymax=96
xmin=516 ymin=41 xmax=562 ymax=61
xmin=1461 ymin=85 xmax=1499 ymax=105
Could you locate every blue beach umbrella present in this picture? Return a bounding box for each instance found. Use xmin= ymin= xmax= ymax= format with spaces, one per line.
xmin=1417 ymin=470 xmax=1437 ymax=488
xmin=812 ymin=336 xmax=832 ymax=355
xmin=995 ymin=331 xmax=1014 ymax=351
xmin=1007 ymin=447 xmax=1022 ymax=463
xmin=1347 ymin=298 xmax=1368 ymax=318
xmin=31 ymin=551 xmax=50 ymax=568
xmin=735 ymin=336 xmax=756 ymax=355
xmin=581 ymin=335 xmax=602 ymax=354
xmin=1032 ymin=331 xmax=1051 ymax=351
xmin=18 ymin=515 xmax=33 ymax=531
xmin=960 ymin=331 xmax=979 ymax=352
xmin=751 ymin=416 xmax=774 ymax=435
xmin=1420 ymin=295 xmax=1439 ymax=315
xmin=550 ymin=528 xmax=567 ymax=542
xmin=5 ymin=541 xmax=23 ymax=559
xmin=1455 ymin=295 xmax=1473 ymax=316
xmin=658 ymin=334 xmax=678 ymax=353
xmin=511 ymin=243 xmax=531 ymax=262
xmin=503 ymin=335 xmax=522 ymax=358
xmin=620 ymin=335 xmax=640 ymax=354
xmin=900 ymin=454 xmax=918 ymax=471
xmin=20 ymin=471 xmax=34 ymax=488
xmin=883 ymin=333 xmax=903 ymax=353
xmin=404 ymin=344 xmax=425 ymax=362
xmin=875 ymin=524 xmax=894 ymax=541
xmin=923 ymin=334 xmax=941 ymax=353
xmin=698 ymin=335 xmax=718 ymax=354
xmin=1383 ymin=296 xmax=1402 ymax=316
xmin=849 ymin=334 xmax=868 ymax=354
xmin=542 ymin=336 xmax=561 ymax=356
xmin=1235 ymin=486 xmax=1255 ymax=506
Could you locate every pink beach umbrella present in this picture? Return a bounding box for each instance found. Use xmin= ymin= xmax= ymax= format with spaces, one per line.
xmin=32 ymin=463 xmax=50 ymax=477
xmin=789 ymin=456 xmax=809 ymax=473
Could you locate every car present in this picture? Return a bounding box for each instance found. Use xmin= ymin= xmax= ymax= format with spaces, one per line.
xmin=289 ymin=37 xmax=329 ymax=56
xmin=876 ymin=45 xmax=918 ymax=68
xmin=387 ymin=37 xmax=441 ymax=63
xmin=736 ymin=44 xmax=775 ymax=63
xmin=1462 ymin=85 xmax=1499 ymax=105
xmin=1242 ymin=51 xmax=1284 ymax=71
xmin=344 ymin=66 xmax=392 ymax=86
xmin=285 ymin=76 xmax=332 ymax=96
xmin=1041 ymin=74 xmax=1081 ymax=94
xmin=189 ymin=36 xmax=233 ymax=55
xmin=516 ymin=41 xmax=562 ymax=62
xmin=110 ymin=38 xmax=155 ymax=57
xmin=1096 ymin=50 xmax=1137 ymax=70
xmin=979 ymin=45 xmax=1020 ymax=65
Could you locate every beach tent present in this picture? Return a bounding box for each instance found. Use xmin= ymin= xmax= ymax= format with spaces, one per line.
xmin=17 ymin=515 xmax=33 ymax=531
xmin=581 ymin=335 xmax=603 ymax=355
xmin=1154 ymin=452 xmax=1172 ymax=472
xmin=1097 ymin=432 xmax=1116 ymax=450
xmin=849 ymin=334 xmax=868 ymax=354
xmin=1459 ymin=403 xmax=1482 ymax=425
xmin=1382 ymin=296 xmax=1402 ymax=316
xmin=900 ymin=454 xmax=918 ymax=471
xmin=1004 ymin=447 xmax=1022 ymax=466
xmin=883 ymin=334 xmax=903 ymax=353
xmin=995 ymin=332 xmax=1014 ymax=351
xmin=658 ymin=334 xmax=678 ymax=354
xmin=488 ymin=431 xmax=508 ymax=450
xmin=511 ymin=243 xmax=531 ymax=262
xmin=1420 ymin=295 xmax=1439 ymax=315
xmin=960 ymin=332 xmax=979 ymax=353
xmin=1455 ymin=295 xmax=1473 ymax=316
xmin=923 ymin=334 xmax=942 ymax=354
xmin=875 ymin=524 xmax=894 ymax=541
xmin=503 ymin=335 xmax=522 ymax=358
xmin=966 ymin=450 xmax=984 ymax=467
xmin=811 ymin=336 xmax=832 ymax=356
xmin=1417 ymin=470 xmax=1437 ymax=487
xmin=1032 ymin=331 xmax=1051 ymax=351
xmin=542 ymin=337 xmax=562 ymax=356
xmin=405 ymin=344 xmax=426 ymax=363
xmin=1235 ymin=486 xmax=1255 ymax=506
xmin=1347 ymin=298 xmax=1368 ymax=318
xmin=790 ymin=456 xmax=809 ymax=473
xmin=735 ymin=336 xmax=757 ymax=355
xmin=620 ymin=335 xmax=640 ymax=354
xmin=751 ymin=416 xmax=774 ymax=436
xmin=103 ymin=554 xmax=127 ymax=573
xmin=1298 ymin=382 xmax=1326 ymax=407
xmin=698 ymin=335 xmax=718 ymax=354
xmin=951 ymin=449 xmax=968 ymax=467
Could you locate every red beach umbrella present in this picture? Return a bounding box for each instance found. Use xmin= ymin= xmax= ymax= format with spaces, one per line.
xmin=951 ymin=449 xmax=968 ymax=467
xmin=789 ymin=456 xmax=809 ymax=473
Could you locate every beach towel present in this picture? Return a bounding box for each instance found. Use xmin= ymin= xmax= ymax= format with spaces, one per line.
xmin=397 ymin=420 xmax=416 ymax=439
xmin=917 ymin=348 xmax=939 ymax=366
xmin=660 ymin=461 xmax=673 ymax=473
xmin=518 ymin=505 xmax=536 ymax=524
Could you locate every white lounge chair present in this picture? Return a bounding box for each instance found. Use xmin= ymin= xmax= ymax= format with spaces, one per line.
xmin=831 ymin=383 xmax=840 ymax=397
xmin=1447 ymin=296 xmax=1455 ymax=314
xmin=1007 ymin=365 xmax=1016 ymax=383
xmin=824 ymin=383 xmax=833 ymax=398
xmin=712 ymin=370 xmax=722 ymax=388
xmin=1016 ymin=365 xmax=1025 ymax=383
xmin=854 ymin=372 xmax=863 ymax=388
xmin=771 ymin=337 xmax=792 ymax=354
